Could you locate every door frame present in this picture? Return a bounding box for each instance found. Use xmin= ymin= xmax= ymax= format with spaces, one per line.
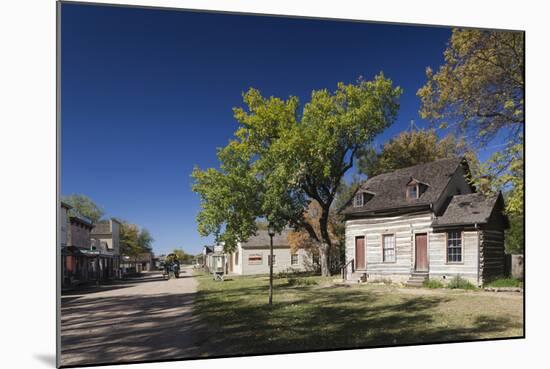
xmin=414 ymin=232 xmax=429 ymax=272
xmin=355 ymin=235 xmax=366 ymax=270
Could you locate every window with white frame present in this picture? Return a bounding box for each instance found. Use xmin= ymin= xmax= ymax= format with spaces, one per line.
xmin=407 ymin=184 xmax=418 ymax=199
xmin=447 ymin=231 xmax=462 ymax=263
xmin=291 ymin=254 xmax=298 ymax=265
xmin=354 ymin=193 xmax=364 ymax=207
xmin=268 ymin=254 xmax=277 ymax=266
xmin=382 ymin=234 xmax=395 ymax=262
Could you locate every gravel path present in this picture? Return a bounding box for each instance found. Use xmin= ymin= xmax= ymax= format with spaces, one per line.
xmin=61 ymin=267 xmax=200 ymax=367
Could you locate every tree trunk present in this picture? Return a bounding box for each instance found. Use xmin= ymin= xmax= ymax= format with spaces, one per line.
xmin=319 ymin=242 xmax=330 ymax=276
xmin=319 ymin=208 xmax=332 ymax=277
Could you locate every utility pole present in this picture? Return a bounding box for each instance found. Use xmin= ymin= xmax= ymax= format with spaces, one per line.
xmin=268 ymin=224 xmax=275 ymax=305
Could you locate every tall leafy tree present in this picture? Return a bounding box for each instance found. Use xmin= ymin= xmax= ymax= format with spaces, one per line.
xmin=137 ymin=228 xmax=154 ymax=252
xmin=119 ymin=222 xmax=141 ymax=259
xmin=417 ymin=29 xmax=524 ymax=146
xmin=358 ymin=129 xmax=473 ymax=178
xmin=193 ymin=74 xmax=402 ymax=276
xmin=120 ymin=222 xmax=154 ymax=262
xmin=417 ymin=29 xmax=524 ymax=253
xmin=62 ymin=194 xmax=104 ymax=223
xmin=171 ymin=248 xmax=193 ymax=264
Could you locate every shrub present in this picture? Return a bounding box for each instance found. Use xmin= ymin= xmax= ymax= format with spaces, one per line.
xmin=447 ymin=275 xmax=477 ymax=290
xmin=486 ymin=277 xmax=523 ymax=288
xmin=287 ymin=277 xmax=318 ymax=286
xmin=277 ymin=267 xmax=302 ymax=279
xmin=423 ymin=279 xmax=444 ymax=289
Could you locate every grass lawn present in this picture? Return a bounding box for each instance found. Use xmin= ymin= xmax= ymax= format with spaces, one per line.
xmin=193 ymin=272 xmax=523 ymax=357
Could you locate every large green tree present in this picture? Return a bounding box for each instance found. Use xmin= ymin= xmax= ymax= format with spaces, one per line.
xmin=120 ymin=222 xmax=140 ymax=259
xmin=62 ymin=194 xmax=104 ymax=223
xmin=358 ymin=129 xmax=474 ymax=178
xmin=120 ymin=222 xmax=154 ymax=261
xmin=137 ymin=228 xmax=154 ymax=252
xmin=171 ymin=248 xmax=194 ymax=264
xmin=193 ymin=74 xmax=402 ymax=276
xmin=417 ymin=28 xmax=524 ymax=253
xmin=417 ymin=29 xmax=524 ymax=146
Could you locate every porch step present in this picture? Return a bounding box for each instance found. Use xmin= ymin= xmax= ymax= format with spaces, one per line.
xmin=348 ymin=271 xmax=367 ymax=283
xmin=405 ymin=272 xmax=429 ymax=287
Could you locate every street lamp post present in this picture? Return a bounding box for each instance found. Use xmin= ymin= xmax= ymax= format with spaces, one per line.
xmin=268 ymin=224 xmax=275 ymax=305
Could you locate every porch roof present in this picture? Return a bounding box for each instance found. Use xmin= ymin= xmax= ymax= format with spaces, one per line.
xmin=432 ymin=192 xmax=502 ymax=228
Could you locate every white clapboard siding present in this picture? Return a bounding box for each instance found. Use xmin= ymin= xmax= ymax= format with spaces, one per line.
xmin=346 ymin=212 xmax=482 ymax=284
xmin=429 ymin=231 xmax=479 ymax=282
xmin=346 ymin=212 xmax=434 ymax=276
xmin=236 ymin=245 xmax=310 ymax=276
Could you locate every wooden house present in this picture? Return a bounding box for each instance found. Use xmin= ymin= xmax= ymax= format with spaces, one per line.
xmin=226 ymin=229 xmax=312 ymax=275
xmin=340 ymin=157 xmax=509 ymax=287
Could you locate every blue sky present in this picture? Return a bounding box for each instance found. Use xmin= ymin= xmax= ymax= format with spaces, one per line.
xmin=61 ymin=4 xmax=496 ymax=255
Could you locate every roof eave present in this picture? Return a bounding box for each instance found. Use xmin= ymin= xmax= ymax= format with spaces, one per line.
xmin=432 ymin=221 xmax=487 ymax=229
xmin=343 ymin=203 xmax=432 ymax=218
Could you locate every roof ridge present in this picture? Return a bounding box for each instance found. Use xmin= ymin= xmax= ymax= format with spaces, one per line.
xmin=359 ymin=157 xmax=464 ymax=187
xmin=367 ymin=156 xmax=463 ymax=181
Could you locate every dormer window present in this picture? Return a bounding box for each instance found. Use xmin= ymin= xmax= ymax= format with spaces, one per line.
xmin=407 ymin=184 xmax=419 ymax=199
xmin=353 ymin=191 xmax=374 ymax=207
xmin=406 ymin=178 xmax=428 ymax=200
xmin=354 ymin=193 xmax=364 ymax=207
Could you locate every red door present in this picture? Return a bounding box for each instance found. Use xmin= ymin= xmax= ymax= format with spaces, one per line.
xmin=415 ymin=233 xmax=428 ymax=272
xmin=355 ymin=236 xmax=366 ymax=270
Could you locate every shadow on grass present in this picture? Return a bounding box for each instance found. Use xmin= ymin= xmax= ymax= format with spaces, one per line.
xmin=194 ymin=280 xmax=522 ymax=357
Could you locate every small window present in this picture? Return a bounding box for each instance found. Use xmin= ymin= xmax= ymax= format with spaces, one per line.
xmin=407 ymin=184 xmax=418 ymax=199
xmin=354 ymin=193 xmax=364 ymax=207
xmin=447 ymin=231 xmax=462 ymax=263
xmin=248 ymin=254 xmax=262 ymax=265
xmin=235 ymin=251 xmax=239 ymax=265
xmin=291 ymin=254 xmax=299 ymax=265
xmin=312 ymin=254 xmax=320 ymax=265
xmin=382 ymin=234 xmax=396 ymax=262
xmin=268 ymin=254 xmax=277 ymax=266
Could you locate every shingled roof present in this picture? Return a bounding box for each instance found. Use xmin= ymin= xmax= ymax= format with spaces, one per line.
xmin=341 ymin=157 xmax=467 ymax=216
xmin=432 ymin=192 xmax=505 ymax=228
xmin=240 ymin=229 xmax=292 ymax=248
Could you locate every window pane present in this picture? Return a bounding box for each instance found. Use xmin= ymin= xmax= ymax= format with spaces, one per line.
xmin=383 ymin=235 xmax=395 ymax=262
xmin=447 ymin=231 xmax=462 ymax=263
xmin=354 ymin=193 xmax=363 ymax=207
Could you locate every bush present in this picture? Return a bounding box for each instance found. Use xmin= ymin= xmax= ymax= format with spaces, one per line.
xmin=277 ymin=267 xmax=302 ymax=279
xmin=423 ymin=279 xmax=444 ymax=289
xmin=447 ymin=275 xmax=477 ymax=290
xmin=287 ymin=277 xmax=318 ymax=286
xmin=486 ymin=277 xmax=523 ymax=288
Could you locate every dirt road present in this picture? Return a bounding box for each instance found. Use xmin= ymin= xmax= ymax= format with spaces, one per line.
xmin=61 ymin=266 xmax=200 ymax=366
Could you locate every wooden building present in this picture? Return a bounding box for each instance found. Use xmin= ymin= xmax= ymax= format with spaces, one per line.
xmin=90 ymin=218 xmax=122 ymax=279
xmin=227 ymin=229 xmax=312 ymax=276
xmin=340 ymin=157 xmax=509 ymax=287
